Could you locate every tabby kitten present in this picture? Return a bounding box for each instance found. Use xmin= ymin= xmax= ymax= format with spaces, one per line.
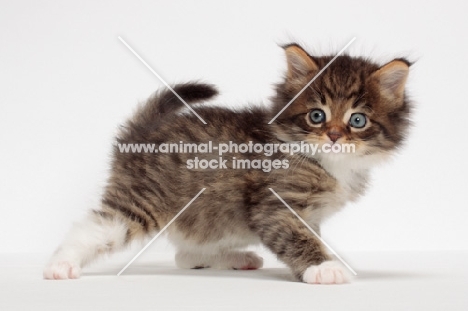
xmin=44 ymin=43 xmax=411 ymax=284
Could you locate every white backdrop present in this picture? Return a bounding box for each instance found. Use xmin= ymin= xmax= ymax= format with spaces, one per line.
xmin=1 ymin=0 xmax=467 ymax=255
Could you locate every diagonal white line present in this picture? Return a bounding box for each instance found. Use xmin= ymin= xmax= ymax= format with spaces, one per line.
xmin=118 ymin=36 xmax=207 ymax=125
xmin=268 ymin=188 xmax=357 ymax=275
xmin=117 ymin=188 xmax=206 ymax=276
xmin=268 ymin=37 xmax=356 ymax=124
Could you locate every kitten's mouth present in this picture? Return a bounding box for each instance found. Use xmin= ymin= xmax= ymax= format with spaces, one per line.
xmin=320 ymin=139 xmax=341 ymax=146
xmin=313 ymin=139 xmax=357 ymax=157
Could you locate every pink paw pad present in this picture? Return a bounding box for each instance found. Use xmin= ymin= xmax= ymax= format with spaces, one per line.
xmin=43 ymin=261 xmax=81 ymax=280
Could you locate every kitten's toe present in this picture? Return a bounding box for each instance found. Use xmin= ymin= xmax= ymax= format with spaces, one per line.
xmin=232 ymin=251 xmax=263 ymax=270
xmin=43 ymin=261 xmax=81 ymax=280
xmin=302 ymin=260 xmax=351 ymax=285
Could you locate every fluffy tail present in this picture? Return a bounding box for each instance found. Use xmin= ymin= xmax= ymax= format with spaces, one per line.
xmin=124 ymin=83 xmax=218 ymax=136
xmin=155 ymin=83 xmax=218 ymax=114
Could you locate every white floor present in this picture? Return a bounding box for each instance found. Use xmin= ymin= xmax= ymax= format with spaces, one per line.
xmin=1 ymin=251 xmax=467 ymax=311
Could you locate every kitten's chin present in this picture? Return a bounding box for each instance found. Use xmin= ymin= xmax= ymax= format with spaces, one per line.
xmin=298 ymin=139 xmax=393 ymax=168
xmin=303 ymin=140 xmax=356 ymax=161
xmin=313 ymin=152 xmax=354 ymax=165
xmin=307 ymin=141 xmax=393 ymax=169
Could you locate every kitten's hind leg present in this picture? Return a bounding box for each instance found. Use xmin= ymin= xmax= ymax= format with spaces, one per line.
xmin=43 ymin=210 xmax=141 ymax=279
xmin=175 ymin=250 xmax=263 ymax=270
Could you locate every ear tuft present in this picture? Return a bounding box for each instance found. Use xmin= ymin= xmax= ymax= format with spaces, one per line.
xmin=373 ymin=60 xmax=409 ymax=100
xmin=284 ymin=44 xmax=319 ymax=79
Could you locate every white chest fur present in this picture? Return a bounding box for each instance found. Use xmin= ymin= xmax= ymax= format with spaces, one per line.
xmin=308 ymin=154 xmax=371 ymax=223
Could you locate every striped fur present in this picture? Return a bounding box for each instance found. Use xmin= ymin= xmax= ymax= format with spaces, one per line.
xmin=44 ymin=45 xmax=411 ymax=284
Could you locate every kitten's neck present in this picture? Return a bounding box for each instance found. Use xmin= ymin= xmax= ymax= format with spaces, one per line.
xmin=313 ymin=154 xmax=370 ymax=195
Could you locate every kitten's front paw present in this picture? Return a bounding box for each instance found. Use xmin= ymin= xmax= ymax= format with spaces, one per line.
xmin=43 ymin=261 xmax=81 ymax=280
xmin=302 ymin=260 xmax=351 ymax=285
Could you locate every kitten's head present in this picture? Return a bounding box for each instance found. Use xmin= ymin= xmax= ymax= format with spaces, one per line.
xmin=271 ymin=43 xmax=412 ymax=164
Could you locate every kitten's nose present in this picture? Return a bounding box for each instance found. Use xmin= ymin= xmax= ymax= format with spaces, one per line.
xmin=327 ymin=129 xmax=343 ymax=143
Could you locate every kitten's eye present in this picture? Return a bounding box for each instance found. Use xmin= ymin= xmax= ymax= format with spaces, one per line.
xmin=349 ymin=113 xmax=367 ymax=128
xmin=309 ymin=109 xmax=326 ymax=124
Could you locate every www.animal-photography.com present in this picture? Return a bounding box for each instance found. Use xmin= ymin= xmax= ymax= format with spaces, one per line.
xmin=1 ymin=1 xmax=467 ymax=310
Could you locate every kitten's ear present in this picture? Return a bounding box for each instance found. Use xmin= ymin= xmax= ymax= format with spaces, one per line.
xmin=372 ymin=59 xmax=410 ymax=102
xmin=284 ymin=44 xmax=319 ymax=79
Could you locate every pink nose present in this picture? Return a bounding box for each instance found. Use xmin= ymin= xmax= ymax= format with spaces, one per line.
xmin=327 ymin=131 xmax=343 ymax=143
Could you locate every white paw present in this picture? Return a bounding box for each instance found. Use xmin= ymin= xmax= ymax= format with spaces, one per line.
xmin=302 ymin=260 xmax=351 ymax=284
xmin=43 ymin=261 xmax=81 ymax=280
xmin=231 ymin=251 xmax=263 ymax=270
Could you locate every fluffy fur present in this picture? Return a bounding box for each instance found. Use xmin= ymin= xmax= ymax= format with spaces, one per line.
xmin=44 ymin=43 xmax=411 ymax=284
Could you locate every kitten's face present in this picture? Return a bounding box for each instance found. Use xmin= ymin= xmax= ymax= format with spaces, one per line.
xmin=273 ymin=44 xmax=411 ymax=163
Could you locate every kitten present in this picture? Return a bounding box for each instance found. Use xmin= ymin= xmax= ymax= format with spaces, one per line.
xmin=43 ymin=43 xmax=411 ymax=284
